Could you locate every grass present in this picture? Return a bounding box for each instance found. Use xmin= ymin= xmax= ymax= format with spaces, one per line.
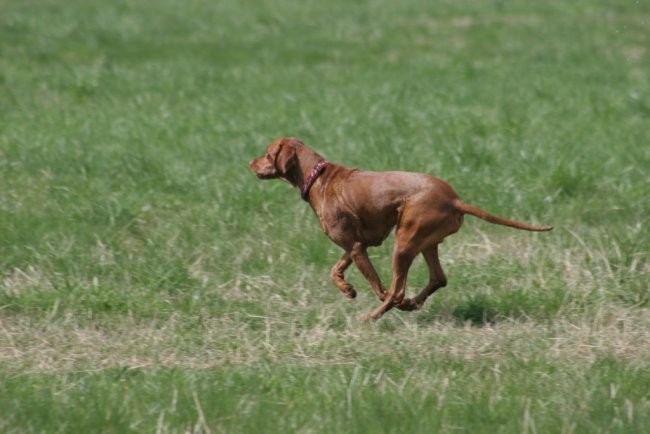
xmin=1 ymin=0 xmax=649 ymax=432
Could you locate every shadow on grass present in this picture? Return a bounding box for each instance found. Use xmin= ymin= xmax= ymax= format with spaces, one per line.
xmin=414 ymin=295 xmax=499 ymax=327
xmin=449 ymin=297 xmax=500 ymax=326
xmin=415 ymin=292 xmax=542 ymax=327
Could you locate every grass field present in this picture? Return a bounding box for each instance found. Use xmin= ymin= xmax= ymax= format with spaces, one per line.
xmin=1 ymin=0 xmax=649 ymax=432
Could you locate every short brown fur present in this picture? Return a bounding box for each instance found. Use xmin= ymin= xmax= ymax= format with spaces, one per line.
xmin=250 ymin=137 xmax=552 ymax=321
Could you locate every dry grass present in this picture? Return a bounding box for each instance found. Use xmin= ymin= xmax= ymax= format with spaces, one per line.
xmin=2 ymin=303 xmax=649 ymax=373
xmin=2 ymin=227 xmax=648 ymax=374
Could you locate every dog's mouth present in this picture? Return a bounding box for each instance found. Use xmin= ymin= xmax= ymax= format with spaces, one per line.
xmin=255 ymin=171 xmax=277 ymax=180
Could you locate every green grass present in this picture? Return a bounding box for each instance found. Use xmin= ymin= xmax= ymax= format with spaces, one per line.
xmin=1 ymin=0 xmax=649 ymax=432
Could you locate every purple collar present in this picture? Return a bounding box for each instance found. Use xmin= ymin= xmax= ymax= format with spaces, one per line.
xmin=300 ymin=160 xmax=329 ymax=201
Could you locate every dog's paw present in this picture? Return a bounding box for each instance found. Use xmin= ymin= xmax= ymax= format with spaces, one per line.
xmin=396 ymin=298 xmax=420 ymax=311
xmin=341 ymin=285 xmax=357 ymax=299
xmin=359 ymin=312 xmax=377 ymax=322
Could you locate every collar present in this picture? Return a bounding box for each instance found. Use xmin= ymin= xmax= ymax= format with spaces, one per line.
xmin=300 ymin=160 xmax=329 ymax=201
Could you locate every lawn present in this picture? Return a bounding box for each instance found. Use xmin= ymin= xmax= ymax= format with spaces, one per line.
xmin=1 ymin=0 xmax=649 ymax=432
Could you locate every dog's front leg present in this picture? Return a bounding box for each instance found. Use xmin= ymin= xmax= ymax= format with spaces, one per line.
xmin=350 ymin=243 xmax=388 ymax=301
xmin=330 ymin=252 xmax=356 ymax=299
xmin=361 ymin=244 xmax=415 ymax=321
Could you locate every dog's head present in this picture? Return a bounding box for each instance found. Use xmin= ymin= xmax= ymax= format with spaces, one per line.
xmin=249 ymin=137 xmax=303 ymax=181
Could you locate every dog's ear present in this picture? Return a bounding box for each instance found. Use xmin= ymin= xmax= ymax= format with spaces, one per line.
xmin=275 ymin=141 xmax=298 ymax=175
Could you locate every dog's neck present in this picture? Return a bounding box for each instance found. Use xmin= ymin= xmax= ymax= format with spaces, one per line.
xmin=300 ymin=160 xmax=329 ymax=201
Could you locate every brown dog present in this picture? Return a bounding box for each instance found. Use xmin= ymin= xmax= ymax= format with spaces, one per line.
xmin=250 ymin=137 xmax=552 ymax=321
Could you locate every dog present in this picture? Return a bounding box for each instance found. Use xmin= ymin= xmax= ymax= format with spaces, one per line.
xmin=250 ymin=137 xmax=552 ymax=321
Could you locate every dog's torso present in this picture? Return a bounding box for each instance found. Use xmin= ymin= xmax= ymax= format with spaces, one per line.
xmin=308 ymin=165 xmax=461 ymax=249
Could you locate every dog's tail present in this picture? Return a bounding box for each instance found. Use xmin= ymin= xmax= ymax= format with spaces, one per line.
xmin=453 ymin=199 xmax=553 ymax=232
